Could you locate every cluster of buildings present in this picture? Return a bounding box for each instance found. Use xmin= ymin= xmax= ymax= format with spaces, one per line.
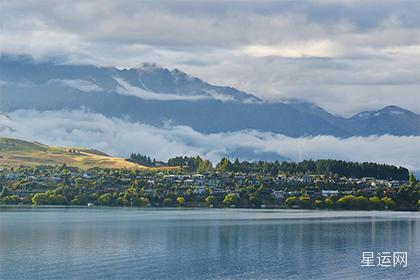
xmin=0 ymin=166 xmax=407 ymax=202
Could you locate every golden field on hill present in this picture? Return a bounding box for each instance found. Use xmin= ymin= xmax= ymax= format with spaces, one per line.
xmin=0 ymin=137 xmax=177 ymax=171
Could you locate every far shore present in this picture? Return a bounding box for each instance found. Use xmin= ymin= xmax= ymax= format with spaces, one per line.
xmin=1 ymin=204 xmax=418 ymax=212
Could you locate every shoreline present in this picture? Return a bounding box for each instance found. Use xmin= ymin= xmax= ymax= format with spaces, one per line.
xmin=1 ymin=204 xmax=418 ymax=212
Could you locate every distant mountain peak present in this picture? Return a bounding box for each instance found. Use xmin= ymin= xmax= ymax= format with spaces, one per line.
xmin=114 ymin=62 xmax=260 ymax=102
xmin=380 ymin=105 xmax=412 ymax=114
xmin=353 ymin=105 xmax=417 ymax=119
xmin=134 ymin=63 xmax=196 ymax=80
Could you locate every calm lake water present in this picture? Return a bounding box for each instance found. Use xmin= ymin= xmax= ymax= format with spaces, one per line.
xmin=0 ymin=208 xmax=418 ymax=280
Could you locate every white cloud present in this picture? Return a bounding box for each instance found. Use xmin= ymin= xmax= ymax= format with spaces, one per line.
xmin=49 ymin=79 xmax=103 ymax=92
xmin=384 ymin=44 xmax=420 ymax=56
xmin=0 ymin=110 xmax=418 ymax=172
xmin=242 ymin=40 xmax=343 ymax=58
xmin=114 ymin=77 xmax=236 ymax=102
xmin=115 ymin=78 xmax=208 ymax=102
xmin=1 ymin=1 xmax=419 ymax=115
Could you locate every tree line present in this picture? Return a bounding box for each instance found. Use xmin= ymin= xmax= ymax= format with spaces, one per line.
xmin=128 ymin=154 xmax=409 ymax=180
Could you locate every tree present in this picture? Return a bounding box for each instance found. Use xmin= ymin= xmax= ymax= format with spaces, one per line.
xmin=216 ymin=157 xmax=232 ymax=173
xmin=324 ymin=197 xmax=334 ymax=208
xmin=98 ymin=193 xmax=113 ymax=206
xmin=48 ymin=194 xmax=67 ymax=205
xmin=355 ymin=196 xmax=369 ymax=209
xmin=285 ymin=196 xmax=298 ymax=207
xmin=139 ymin=197 xmax=149 ymax=207
xmin=205 ymin=195 xmax=216 ymax=206
xmin=381 ymin=197 xmax=396 ymax=209
xmin=369 ymin=196 xmax=382 ymax=209
xmin=314 ymin=199 xmax=323 ymax=208
xmin=176 ymin=196 xmax=185 ymax=206
xmin=336 ymin=195 xmax=369 ymax=209
xmin=1 ymin=195 xmax=19 ymax=204
xmin=408 ymin=171 xmax=417 ymax=187
xmin=0 ymin=186 xmax=10 ymax=198
xmin=32 ymin=193 xmax=49 ymax=205
xmin=70 ymin=195 xmax=88 ymax=205
xmin=163 ymin=197 xmax=172 ymax=206
xmin=299 ymin=196 xmax=311 ymax=208
xmin=128 ymin=153 xmax=160 ymax=167
xmin=223 ymin=194 xmax=237 ymax=206
xmin=396 ymin=185 xmax=418 ymax=210
xmin=249 ymin=193 xmax=262 ymax=206
xmin=197 ymin=160 xmax=213 ymax=174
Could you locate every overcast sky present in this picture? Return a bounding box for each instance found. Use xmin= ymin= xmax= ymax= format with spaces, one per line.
xmin=1 ymin=0 xmax=420 ymax=116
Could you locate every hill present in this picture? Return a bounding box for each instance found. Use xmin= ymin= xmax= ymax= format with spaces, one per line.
xmin=0 ymin=137 xmax=175 ymax=170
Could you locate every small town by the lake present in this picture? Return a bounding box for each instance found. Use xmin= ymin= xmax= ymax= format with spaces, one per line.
xmin=1 ymin=155 xmax=418 ymax=211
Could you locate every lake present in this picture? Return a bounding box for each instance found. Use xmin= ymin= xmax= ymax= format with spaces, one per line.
xmin=0 ymin=207 xmax=418 ymax=279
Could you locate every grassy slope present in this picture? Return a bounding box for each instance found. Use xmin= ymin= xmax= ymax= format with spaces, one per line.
xmin=0 ymin=137 xmax=176 ymax=170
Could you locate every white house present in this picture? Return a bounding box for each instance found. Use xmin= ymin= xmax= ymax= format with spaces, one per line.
xmin=302 ymin=174 xmax=312 ymax=184
xmin=322 ymin=190 xmax=339 ymax=197
xmin=272 ymin=190 xmax=285 ymax=199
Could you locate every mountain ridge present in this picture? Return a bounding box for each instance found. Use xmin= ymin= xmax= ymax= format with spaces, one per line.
xmin=1 ymin=55 xmax=419 ymax=137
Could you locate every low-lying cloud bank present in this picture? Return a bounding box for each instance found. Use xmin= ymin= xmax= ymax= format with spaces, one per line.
xmin=115 ymin=77 xmax=235 ymax=102
xmin=0 ymin=109 xmax=419 ymax=172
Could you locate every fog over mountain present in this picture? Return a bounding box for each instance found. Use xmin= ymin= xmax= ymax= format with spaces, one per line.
xmin=0 ymin=109 xmax=419 ymax=173
xmin=0 ymin=55 xmax=419 ymax=172
xmin=1 ymin=56 xmax=419 ymax=138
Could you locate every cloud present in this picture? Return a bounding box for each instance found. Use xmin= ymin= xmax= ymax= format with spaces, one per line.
xmin=115 ymin=77 xmax=233 ymax=102
xmin=49 ymin=79 xmax=103 ymax=92
xmin=0 ymin=109 xmax=419 ymax=172
xmin=112 ymin=77 xmax=237 ymax=102
xmin=241 ymin=40 xmax=343 ymax=58
xmin=182 ymin=55 xmax=420 ymax=116
xmin=0 ymin=1 xmax=419 ymax=115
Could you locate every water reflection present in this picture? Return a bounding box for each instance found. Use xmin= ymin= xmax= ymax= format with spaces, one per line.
xmin=0 ymin=208 xmax=418 ymax=280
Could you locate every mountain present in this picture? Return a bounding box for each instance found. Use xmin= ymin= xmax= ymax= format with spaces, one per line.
xmin=0 ymin=137 xmax=175 ymax=170
xmin=1 ymin=55 xmax=419 ymax=137
xmin=349 ymin=106 xmax=420 ymax=136
xmin=0 ymin=56 xmax=259 ymax=103
xmin=116 ymin=62 xmax=260 ymax=103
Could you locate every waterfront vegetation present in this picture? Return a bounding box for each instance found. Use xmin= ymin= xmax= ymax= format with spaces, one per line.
xmin=0 ymin=157 xmax=418 ymax=211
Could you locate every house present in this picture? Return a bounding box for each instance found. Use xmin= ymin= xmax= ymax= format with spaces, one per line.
xmin=234 ymin=175 xmax=245 ymax=185
xmin=389 ymin=180 xmax=401 ymax=189
xmin=272 ymin=190 xmax=285 ymax=200
xmin=288 ymin=191 xmax=301 ymax=196
xmin=276 ymin=174 xmax=287 ymax=182
xmin=302 ymin=174 xmax=312 ymax=184
xmin=193 ymin=186 xmax=207 ymax=195
xmin=144 ymin=188 xmax=155 ymax=196
xmin=49 ymin=176 xmax=61 ymax=182
xmin=5 ymin=173 xmax=18 ymax=180
xmin=207 ymin=179 xmax=220 ymax=189
xmin=193 ymin=174 xmax=205 ymax=186
xmin=184 ymin=179 xmax=194 ymax=186
xmin=247 ymin=178 xmax=259 ymax=187
xmin=322 ymin=190 xmax=339 ymax=197
xmin=193 ymin=174 xmax=205 ymax=180
xmin=212 ymin=189 xmax=227 ymax=198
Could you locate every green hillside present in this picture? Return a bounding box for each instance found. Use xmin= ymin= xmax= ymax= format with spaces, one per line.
xmin=0 ymin=137 xmax=174 ymax=170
